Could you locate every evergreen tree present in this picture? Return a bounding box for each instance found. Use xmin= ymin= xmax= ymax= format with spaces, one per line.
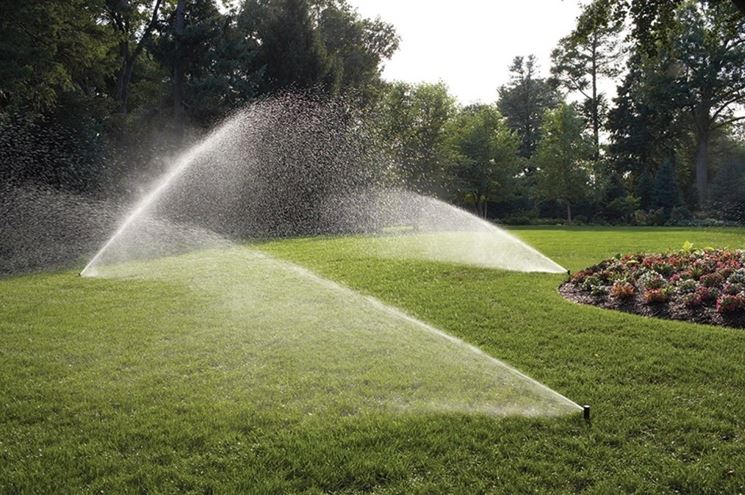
xmin=709 ymin=158 xmax=745 ymax=220
xmin=602 ymin=173 xmax=627 ymax=204
xmin=551 ymin=0 xmax=623 ymax=161
xmin=497 ymin=55 xmax=561 ymax=163
xmin=653 ymin=156 xmax=683 ymax=209
xmin=256 ymin=0 xmax=337 ymax=93
xmin=636 ymin=166 xmax=656 ymax=210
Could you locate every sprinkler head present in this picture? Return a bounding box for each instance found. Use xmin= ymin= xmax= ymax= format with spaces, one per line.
xmin=583 ymin=404 xmax=591 ymax=423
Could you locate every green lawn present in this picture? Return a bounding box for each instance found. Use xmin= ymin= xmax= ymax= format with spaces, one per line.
xmin=2 ymin=227 xmax=745 ymax=493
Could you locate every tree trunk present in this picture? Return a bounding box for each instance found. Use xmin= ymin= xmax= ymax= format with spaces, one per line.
xmin=695 ymin=131 xmax=709 ymax=208
xmin=115 ymin=42 xmax=133 ymax=114
xmin=110 ymin=0 xmax=163 ymax=116
xmin=566 ymin=202 xmax=572 ymax=224
xmin=173 ymin=0 xmax=186 ymax=141
xmin=591 ymin=35 xmax=600 ymax=163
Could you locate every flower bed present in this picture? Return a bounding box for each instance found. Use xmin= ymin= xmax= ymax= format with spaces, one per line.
xmin=560 ymin=245 xmax=745 ymax=328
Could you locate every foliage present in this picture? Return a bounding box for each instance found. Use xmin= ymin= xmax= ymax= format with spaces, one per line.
xmin=497 ymin=55 xmax=561 ymax=161
xmin=656 ymin=0 xmax=745 ymax=205
xmin=151 ymin=0 xmax=262 ymax=126
xmin=709 ymin=157 xmax=745 ymax=220
xmin=551 ymin=0 xmax=623 ymax=160
xmin=376 ymin=81 xmax=458 ymax=195
xmin=0 ymin=0 xmax=398 ymax=195
xmin=652 ymin=156 xmax=683 ymax=209
xmin=447 ymin=105 xmax=520 ymax=218
xmin=0 ymin=0 xmax=113 ymax=115
xmin=533 ymin=104 xmax=594 ymax=222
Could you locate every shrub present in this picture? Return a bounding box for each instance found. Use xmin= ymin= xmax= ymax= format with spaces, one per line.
xmin=591 ymin=285 xmax=609 ymax=296
xmin=722 ymin=283 xmax=744 ymax=296
xmin=610 ymin=281 xmax=635 ymax=300
xmin=700 ymin=272 xmax=724 ymax=288
xmin=676 ymin=279 xmax=698 ymax=294
xmin=716 ymin=294 xmax=744 ymax=314
xmin=682 ymin=292 xmax=703 ymax=308
xmin=728 ymin=269 xmax=745 ymax=285
xmin=644 ymin=289 xmax=668 ymax=304
xmin=638 ymin=271 xmax=666 ymax=290
xmin=695 ymin=286 xmax=720 ymax=303
xmin=582 ymin=275 xmax=603 ymax=292
xmin=667 ymin=206 xmax=693 ymax=225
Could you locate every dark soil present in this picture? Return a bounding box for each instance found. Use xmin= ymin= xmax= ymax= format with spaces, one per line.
xmin=559 ymin=282 xmax=745 ymax=329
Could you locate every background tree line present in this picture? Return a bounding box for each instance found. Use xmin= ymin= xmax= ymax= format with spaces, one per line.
xmin=380 ymin=0 xmax=745 ymax=225
xmin=0 ymin=0 xmax=398 ymax=196
xmin=2 ymin=0 xmax=745 ymax=225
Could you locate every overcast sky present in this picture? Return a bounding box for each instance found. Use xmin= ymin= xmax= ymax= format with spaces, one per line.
xmin=346 ymin=0 xmax=584 ymax=105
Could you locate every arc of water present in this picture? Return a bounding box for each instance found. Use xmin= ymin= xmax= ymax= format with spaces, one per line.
xmin=80 ymin=122 xmax=236 ymax=276
xmin=423 ymin=196 xmax=567 ymax=273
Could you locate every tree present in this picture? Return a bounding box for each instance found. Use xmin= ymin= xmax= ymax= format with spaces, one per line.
xmin=104 ymin=0 xmax=165 ymax=114
xmin=377 ymin=81 xmax=458 ymax=195
xmin=152 ymin=0 xmax=261 ymax=126
xmin=0 ymin=0 xmax=113 ymax=115
xmin=653 ymin=156 xmax=683 ymax=209
xmin=551 ymin=0 xmax=623 ymax=161
xmin=662 ymin=0 xmax=745 ymax=205
xmin=448 ymin=105 xmax=520 ymax=218
xmin=636 ymin=166 xmax=656 ymax=209
xmin=172 ymin=0 xmax=185 ymax=138
xmin=534 ymin=104 xmax=593 ymax=223
xmin=709 ymin=157 xmax=745 ymax=219
xmin=613 ymin=0 xmax=684 ymax=56
xmin=251 ymin=0 xmax=336 ymax=93
xmin=497 ymin=55 xmax=561 ymax=162
xmin=315 ymin=1 xmax=399 ymax=105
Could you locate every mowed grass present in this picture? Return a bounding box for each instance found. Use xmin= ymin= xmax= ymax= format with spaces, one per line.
xmin=2 ymin=227 xmax=745 ymax=493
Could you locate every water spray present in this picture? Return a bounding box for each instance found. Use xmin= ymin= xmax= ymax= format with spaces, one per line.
xmin=79 ymin=118 xmax=237 ymax=276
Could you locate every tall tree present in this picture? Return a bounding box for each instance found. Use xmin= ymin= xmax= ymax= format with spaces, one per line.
xmin=315 ymin=1 xmax=398 ymax=105
xmin=172 ymin=0 xmax=185 ymax=139
xmin=497 ymin=55 xmax=561 ymax=163
xmin=551 ymin=0 xmax=623 ymax=161
xmin=709 ymin=157 xmax=745 ymax=218
xmin=377 ymin=81 xmax=457 ymax=195
xmin=448 ymin=105 xmax=520 ymax=218
xmin=252 ymin=0 xmax=336 ymax=93
xmin=606 ymin=52 xmax=688 ymax=182
xmin=636 ymin=166 xmax=656 ymax=209
xmin=534 ymin=104 xmax=593 ymax=223
xmin=610 ymin=0 xmax=684 ymax=57
xmin=663 ymin=0 xmax=745 ymax=205
xmin=105 ymin=0 xmax=164 ymax=114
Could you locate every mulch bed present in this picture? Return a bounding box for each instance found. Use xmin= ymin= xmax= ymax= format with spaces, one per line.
xmin=559 ymin=281 xmax=745 ymax=328
xmin=559 ymin=248 xmax=745 ymax=329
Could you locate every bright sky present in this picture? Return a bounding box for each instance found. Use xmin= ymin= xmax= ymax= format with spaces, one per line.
xmin=347 ymin=0 xmax=584 ymax=105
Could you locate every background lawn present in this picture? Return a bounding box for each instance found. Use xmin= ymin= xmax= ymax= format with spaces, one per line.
xmin=2 ymin=227 xmax=745 ymax=493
